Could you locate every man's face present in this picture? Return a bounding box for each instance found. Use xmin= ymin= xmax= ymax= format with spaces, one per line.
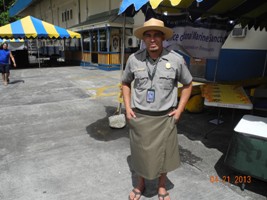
xmin=143 ymin=30 xmax=164 ymax=52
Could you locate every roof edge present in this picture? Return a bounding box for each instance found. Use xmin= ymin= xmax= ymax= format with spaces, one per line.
xmin=9 ymin=0 xmax=37 ymax=17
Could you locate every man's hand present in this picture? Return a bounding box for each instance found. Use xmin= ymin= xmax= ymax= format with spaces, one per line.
xmin=126 ymin=108 xmax=136 ymax=120
xmin=168 ymin=109 xmax=182 ymax=123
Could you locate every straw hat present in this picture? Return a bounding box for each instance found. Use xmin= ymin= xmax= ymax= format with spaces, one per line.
xmin=134 ymin=18 xmax=173 ymax=40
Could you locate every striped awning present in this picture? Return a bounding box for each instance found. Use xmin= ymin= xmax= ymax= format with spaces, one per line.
xmin=0 ymin=16 xmax=81 ymax=39
xmin=118 ymin=0 xmax=267 ymax=31
xmin=0 ymin=39 xmax=24 ymax=43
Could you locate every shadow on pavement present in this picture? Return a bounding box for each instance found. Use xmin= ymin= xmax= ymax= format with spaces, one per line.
xmin=215 ymin=155 xmax=267 ymax=197
xmin=177 ymin=107 xmax=247 ymax=153
xmin=127 ymin=155 xmax=174 ymax=198
xmin=8 ymin=80 xmax=25 ymax=84
xmin=86 ymin=104 xmax=267 ymax=198
xmin=86 ymin=106 xmax=128 ymax=141
xmin=178 ymin=107 xmax=267 ymax=198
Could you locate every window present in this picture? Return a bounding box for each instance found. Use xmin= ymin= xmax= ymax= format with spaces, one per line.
xmin=70 ymin=9 xmax=73 ymax=19
xmin=82 ymin=32 xmax=90 ymax=51
xmin=62 ymin=9 xmax=73 ymax=22
xmin=99 ymin=30 xmax=107 ymax=52
xmin=67 ymin=10 xmax=69 ymax=21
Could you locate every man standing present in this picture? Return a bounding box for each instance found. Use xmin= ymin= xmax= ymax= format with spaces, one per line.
xmin=0 ymin=42 xmax=16 ymax=86
xmin=122 ymin=18 xmax=192 ymax=200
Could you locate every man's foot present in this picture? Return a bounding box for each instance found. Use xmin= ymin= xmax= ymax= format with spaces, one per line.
xmin=129 ymin=188 xmax=142 ymax=200
xmin=158 ymin=192 xmax=170 ymax=200
xmin=4 ymin=82 xmax=7 ymax=86
xmin=158 ymin=187 xmax=170 ymax=200
xmin=129 ymin=176 xmax=145 ymax=200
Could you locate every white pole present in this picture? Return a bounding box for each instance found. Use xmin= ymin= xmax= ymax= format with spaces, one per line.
xmin=120 ymin=13 xmax=126 ymax=79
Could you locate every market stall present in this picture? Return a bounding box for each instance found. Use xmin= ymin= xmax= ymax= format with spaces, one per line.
xmin=0 ymin=15 xmax=81 ymax=68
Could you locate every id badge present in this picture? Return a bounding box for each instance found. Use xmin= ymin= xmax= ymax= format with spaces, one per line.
xmin=146 ymin=89 xmax=155 ymax=103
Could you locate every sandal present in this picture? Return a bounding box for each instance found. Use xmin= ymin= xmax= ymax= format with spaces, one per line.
xmin=158 ymin=192 xmax=169 ymax=200
xmin=129 ymin=188 xmax=142 ymax=200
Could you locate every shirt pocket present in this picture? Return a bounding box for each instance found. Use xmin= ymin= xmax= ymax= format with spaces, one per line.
xmin=159 ymin=72 xmax=176 ymax=90
xmin=134 ymin=71 xmax=149 ymax=90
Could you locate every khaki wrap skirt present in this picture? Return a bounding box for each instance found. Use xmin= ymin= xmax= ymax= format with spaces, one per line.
xmin=128 ymin=112 xmax=180 ymax=180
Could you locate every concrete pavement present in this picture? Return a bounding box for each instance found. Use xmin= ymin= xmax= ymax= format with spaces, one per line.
xmin=0 ymin=66 xmax=266 ymax=200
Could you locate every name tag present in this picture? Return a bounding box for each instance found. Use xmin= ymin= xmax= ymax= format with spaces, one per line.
xmin=146 ymin=89 xmax=155 ymax=103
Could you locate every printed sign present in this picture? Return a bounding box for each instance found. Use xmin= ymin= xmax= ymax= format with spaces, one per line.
xmin=165 ymin=26 xmax=228 ymax=59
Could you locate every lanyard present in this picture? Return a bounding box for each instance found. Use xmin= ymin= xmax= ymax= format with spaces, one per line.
xmin=146 ymin=58 xmax=159 ymax=82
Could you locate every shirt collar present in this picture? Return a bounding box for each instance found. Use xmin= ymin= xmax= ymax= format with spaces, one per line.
xmin=140 ymin=48 xmax=169 ymax=62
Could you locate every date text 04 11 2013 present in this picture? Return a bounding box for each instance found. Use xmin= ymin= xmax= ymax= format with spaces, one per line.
xmin=210 ymin=176 xmax=251 ymax=184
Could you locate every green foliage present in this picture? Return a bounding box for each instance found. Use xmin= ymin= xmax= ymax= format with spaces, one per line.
xmin=0 ymin=0 xmax=19 ymax=26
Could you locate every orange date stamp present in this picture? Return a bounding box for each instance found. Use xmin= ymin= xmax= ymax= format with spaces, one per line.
xmin=210 ymin=175 xmax=252 ymax=184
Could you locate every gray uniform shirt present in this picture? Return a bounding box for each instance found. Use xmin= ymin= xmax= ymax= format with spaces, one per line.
xmin=122 ymin=48 xmax=192 ymax=111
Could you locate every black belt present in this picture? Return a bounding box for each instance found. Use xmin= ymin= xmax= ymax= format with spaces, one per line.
xmin=133 ymin=107 xmax=175 ymax=116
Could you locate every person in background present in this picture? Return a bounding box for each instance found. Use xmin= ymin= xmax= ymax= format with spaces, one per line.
xmin=0 ymin=42 xmax=16 ymax=86
xmin=122 ymin=18 xmax=193 ymax=200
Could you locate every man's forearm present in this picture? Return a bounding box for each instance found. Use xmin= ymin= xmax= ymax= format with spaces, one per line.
xmin=122 ymin=83 xmax=132 ymax=111
xmin=177 ymin=82 xmax=193 ymax=113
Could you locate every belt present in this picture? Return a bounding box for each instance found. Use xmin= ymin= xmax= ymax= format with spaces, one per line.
xmin=133 ymin=107 xmax=175 ymax=116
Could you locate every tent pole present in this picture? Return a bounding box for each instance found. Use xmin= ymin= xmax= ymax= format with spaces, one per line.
xmin=120 ymin=13 xmax=126 ymax=79
xmin=37 ymin=39 xmax=41 ymax=68
xmin=80 ymin=36 xmax=84 ymax=66
xmin=262 ymin=51 xmax=267 ymax=77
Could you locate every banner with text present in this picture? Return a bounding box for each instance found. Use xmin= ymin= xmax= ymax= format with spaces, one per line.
xmin=164 ymin=26 xmax=228 ymax=59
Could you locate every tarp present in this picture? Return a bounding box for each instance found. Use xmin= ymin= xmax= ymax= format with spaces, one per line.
xmin=0 ymin=16 xmax=81 ymax=39
xmin=118 ymin=0 xmax=267 ymax=31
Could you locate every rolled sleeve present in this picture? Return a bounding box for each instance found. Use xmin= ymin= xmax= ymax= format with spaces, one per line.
xmin=178 ymin=60 xmax=193 ymax=85
xmin=122 ymin=56 xmax=134 ymax=84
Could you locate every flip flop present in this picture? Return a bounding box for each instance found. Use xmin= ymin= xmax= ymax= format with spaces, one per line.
xmin=129 ymin=189 xmax=142 ymax=200
xmin=158 ymin=192 xmax=169 ymax=200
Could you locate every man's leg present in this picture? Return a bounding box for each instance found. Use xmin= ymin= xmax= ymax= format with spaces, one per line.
xmin=129 ymin=176 xmax=145 ymax=200
xmin=158 ymin=173 xmax=170 ymax=200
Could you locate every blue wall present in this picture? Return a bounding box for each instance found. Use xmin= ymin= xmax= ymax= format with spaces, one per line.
xmin=205 ymin=49 xmax=267 ymax=82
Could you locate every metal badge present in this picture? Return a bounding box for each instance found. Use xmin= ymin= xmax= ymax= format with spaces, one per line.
xmin=166 ymin=63 xmax=171 ymax=69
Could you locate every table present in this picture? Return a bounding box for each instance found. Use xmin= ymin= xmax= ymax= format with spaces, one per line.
xmin=201 ymin=84 xmax=253 ymax=125
xmin=202 ymin=84 xmax=253 ymax=110
xmin=201 ymin=84 xmax=253 ymax=138
xmin=224 ymin=115 xmax=267 ymax=189
xmin=37 ymin=57 xmax=50 ymax=65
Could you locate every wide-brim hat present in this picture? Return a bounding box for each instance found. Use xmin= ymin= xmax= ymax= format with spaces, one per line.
xmin=134 ymin=18 xmax=173 ymax=40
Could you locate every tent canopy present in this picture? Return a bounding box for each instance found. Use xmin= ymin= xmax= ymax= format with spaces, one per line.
xmin=118 ymin=0 xmax=267 ymax=31
xmin=0 ymin=39 xmax=24 ymax=43
xmin=0 ymin=16 xmax=81 ymax=39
